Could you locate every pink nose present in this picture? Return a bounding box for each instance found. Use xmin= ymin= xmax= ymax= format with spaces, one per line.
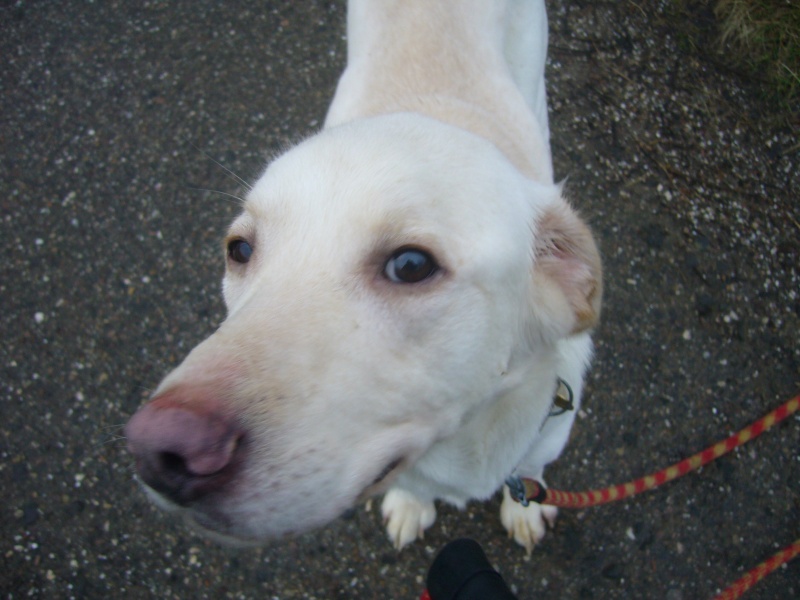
xmin=125 ymin=392 xmax=244 ymax=506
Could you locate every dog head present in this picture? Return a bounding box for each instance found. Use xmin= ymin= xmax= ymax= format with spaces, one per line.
xmin=125 ymin=113 xmax=601 ymax=543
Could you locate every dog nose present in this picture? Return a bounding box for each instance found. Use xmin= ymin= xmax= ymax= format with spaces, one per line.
xmin=124 ymin=393 xmax=244 ymax=506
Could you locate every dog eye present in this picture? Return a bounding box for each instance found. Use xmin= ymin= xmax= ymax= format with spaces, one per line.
xmin=384 ymin=248 xmax=438 ymax=283
xmin=227 ymin=239 xmax=253 ymax=264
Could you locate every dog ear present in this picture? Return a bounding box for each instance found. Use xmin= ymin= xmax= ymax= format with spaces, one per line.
xmin=529 ymin=200 xmax=602 ymax=341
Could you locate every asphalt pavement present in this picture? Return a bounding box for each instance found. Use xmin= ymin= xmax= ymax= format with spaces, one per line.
xmin=2 ymin=1 xmax=798 ymax=598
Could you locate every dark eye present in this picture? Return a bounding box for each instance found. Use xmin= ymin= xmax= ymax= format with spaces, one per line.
xmin=384 ymin=248 xmax=438 ymax=283
xmin=227 ymin=239 xmax=253 ymax=264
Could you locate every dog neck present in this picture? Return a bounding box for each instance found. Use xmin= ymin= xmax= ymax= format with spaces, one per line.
xmin=325 ymin=0 xmax=554 ymax=184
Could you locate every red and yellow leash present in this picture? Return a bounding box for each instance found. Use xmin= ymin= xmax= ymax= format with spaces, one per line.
xmin=714 ymin=539 xmax=800 ymax=600
xmin=507 ymin=394 xmax=800 ymax=600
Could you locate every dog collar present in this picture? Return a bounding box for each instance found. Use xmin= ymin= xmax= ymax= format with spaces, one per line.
xmin=506 ymin=377 xmax=575 ymax=505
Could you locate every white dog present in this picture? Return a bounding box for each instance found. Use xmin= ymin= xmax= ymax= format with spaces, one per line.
xmin=125 ymin=0 xmax=601 ymax=554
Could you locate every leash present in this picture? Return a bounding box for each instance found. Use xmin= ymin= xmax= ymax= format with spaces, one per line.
xmin=713 ymin=539 xmax=800 ymax=600
xmin=505 ymin=393 xmax=799 ymax=600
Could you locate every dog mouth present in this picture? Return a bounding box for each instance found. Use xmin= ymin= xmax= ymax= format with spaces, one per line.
xmin=139 ymin=449 xmax=412 ymax=541
xmin=358 ymin=457 xmax=406 ymax=500
xmin=374 ymin=458 xmax=404 ymax=485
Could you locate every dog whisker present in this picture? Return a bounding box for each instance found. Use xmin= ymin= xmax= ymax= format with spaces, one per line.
xmin=100 ymin=435 xmax=128 ymax=447
xmin=100 ymin=422 xmax=128 ymax=432
xmin=186 ymin=185 xmax=246 ymax=205
xmin=192 ymin=143 xmax=253 ymax=192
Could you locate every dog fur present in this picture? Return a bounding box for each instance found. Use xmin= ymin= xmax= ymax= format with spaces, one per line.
xmin=125 ymin=0 xmax=602 ymax=554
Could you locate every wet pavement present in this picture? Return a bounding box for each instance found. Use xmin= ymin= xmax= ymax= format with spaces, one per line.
xmin=2 ymin=1 xmax=798 ymax=598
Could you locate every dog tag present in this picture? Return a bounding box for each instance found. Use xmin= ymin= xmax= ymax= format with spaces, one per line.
xmin=550 ymin=378 xmax=574 ymax=415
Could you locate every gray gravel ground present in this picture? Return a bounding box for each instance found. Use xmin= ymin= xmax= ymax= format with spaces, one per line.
xmin=2 ymin=1 xmax=798 ymax=598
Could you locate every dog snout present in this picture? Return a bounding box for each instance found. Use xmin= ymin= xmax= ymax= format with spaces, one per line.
xmin=125 ymin=393 xmax=245 ymax=506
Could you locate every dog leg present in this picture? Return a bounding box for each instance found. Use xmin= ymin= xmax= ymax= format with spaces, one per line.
xmin=500 ymin=483 xmax=558 ymax=555
xmin=381 ymin=487 xmax=436 ymax=550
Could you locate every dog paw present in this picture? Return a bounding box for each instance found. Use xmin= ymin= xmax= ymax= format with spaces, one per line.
xmin=500 ymin=484 xmax=558 ymax=555
xmin=381 ymin=488 xmax=436 ymax=550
